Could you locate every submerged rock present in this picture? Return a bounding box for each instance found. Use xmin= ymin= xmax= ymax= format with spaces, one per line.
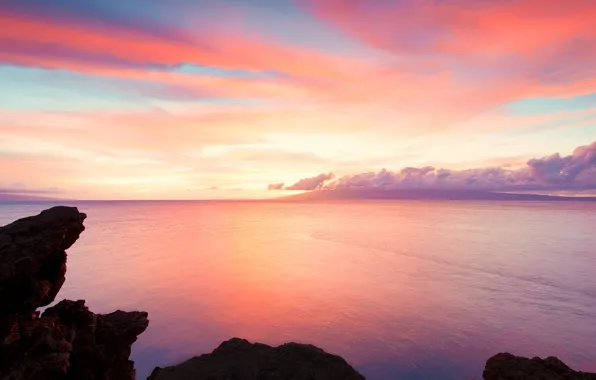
xmin=0 ymin=206 xmax=149 ymax=380
xmin=484 ymin=353 xmax=596 ymax=380
xmin=147 ymin=337 xmax=365 ymax=380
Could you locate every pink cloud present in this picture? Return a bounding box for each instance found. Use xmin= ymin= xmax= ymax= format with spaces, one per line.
xmin=272 ymin=173 xmax=335 ymax=191
xmin=267 ymin=183 xmax=285 ymax=190
xmin=0 ymin=102 xmax=375 ymax=157
xmin=1 ymin=8 xmax=553 ymax=118
xmin=302 ymin=0 xmax=596 ymax=57
xmin=0 ymin=49 xmax=307 ymax=101
xmin=527 ymin=142 xmax=596 ymax=186
xmin=300 ymin=0 xmax=596 ymax=103
xmin=271 ymin=142 xmax=596 ymax=192
xmin=2 ymin=2 xmax=595 ymax=201
xmin=5 ymin=4 xmax=593 ymax=126
xmin=0 ymin=12 xmax=368 ymax=81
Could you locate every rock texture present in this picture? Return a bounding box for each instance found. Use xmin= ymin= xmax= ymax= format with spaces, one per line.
xmin=0 ymin=206 xmax=86 ymax=314
xmin=484 ymin=353 xmax=596 ymax=380
xmin=0 ymin=206 xmax=149 ymax=380
xmin=147 ymin=338 xmax=365 ymax=380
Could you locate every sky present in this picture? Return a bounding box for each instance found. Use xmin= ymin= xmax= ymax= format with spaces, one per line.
xmin=1 ymin=0 xmax=595 ymax=199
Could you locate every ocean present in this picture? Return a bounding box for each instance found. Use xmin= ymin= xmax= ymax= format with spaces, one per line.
xmin=1 ymin=200 xmax=595 ymax=379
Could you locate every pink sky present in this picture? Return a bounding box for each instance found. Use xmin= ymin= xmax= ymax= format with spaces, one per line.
xmin=0 ymin=0 xmax=595 ymax=199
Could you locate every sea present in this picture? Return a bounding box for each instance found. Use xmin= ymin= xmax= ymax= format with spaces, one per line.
xmin=1 ymin=200 xmax=595 ymax=379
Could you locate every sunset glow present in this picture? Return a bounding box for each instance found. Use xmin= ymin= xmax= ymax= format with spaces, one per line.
xmin=1 ymin=0 xmax=595 ymax=199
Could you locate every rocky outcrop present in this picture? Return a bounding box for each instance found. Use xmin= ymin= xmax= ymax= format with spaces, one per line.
xmin=0 ymin=206 xmax=86 ymax=314
xmin=147 ymin=338 xmax=365 ymax=380
xmin=0 ymin=206 xmax=149 ymax=380
xmin=41 ymin=300 xmax=149 ymax=380
xmin=484 ymin=353 xmax=596 ymax=380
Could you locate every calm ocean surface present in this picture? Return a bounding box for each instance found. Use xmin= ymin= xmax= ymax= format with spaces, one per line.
xmin=1 ymin=200 xmax=595 ymax=379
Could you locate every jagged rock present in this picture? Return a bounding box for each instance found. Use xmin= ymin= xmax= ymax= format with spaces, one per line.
xmin=0 ymin=206 xmax=86 ymax=314
xmin=0 ymin=301 xmax=149 ymax=380
xmin=147 ymin=337 xmax=365 ymax=380
xmin=0 ymin=312 xmax=73 ymax=380
xmin=484 ymin=353 xmax=596 ymax=380
xmin=0 ymin=207 xmax=149 ymax=380
xmin=43 ymin=300 xmax=149 ymax=380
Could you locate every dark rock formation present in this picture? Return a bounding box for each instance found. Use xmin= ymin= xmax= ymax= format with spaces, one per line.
xmin=0 ymin=206 xmax=149 ymax=380
xmin=484 ymin=353 xmax=596 ymax=380
xmin=0 ymin=206 xmax=86 ymax=314
xmin=0 ymin=312 xmax=73 ymax=379
xmin=147 ymin=338 xmax=365 ymax=380
xmin=41 ymin=300 xmax=149 ymax=380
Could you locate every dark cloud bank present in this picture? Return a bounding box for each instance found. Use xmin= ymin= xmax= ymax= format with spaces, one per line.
xmin=269 ymin=141 xmax=596 ymax=193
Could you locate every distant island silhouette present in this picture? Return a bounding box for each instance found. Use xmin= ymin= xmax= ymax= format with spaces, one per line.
xmin=0 ymin=193 xmax=61 ymax=202
xmin=277 ymin=189 xmax=596 ymax=202
xmin=2 ymin=189 xmax=596 ymax=203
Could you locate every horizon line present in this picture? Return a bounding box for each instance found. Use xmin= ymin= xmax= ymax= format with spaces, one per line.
xmin=2 ymin=189 xmax=596 ymax=203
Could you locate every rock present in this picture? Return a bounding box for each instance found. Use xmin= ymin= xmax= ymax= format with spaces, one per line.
xmin=484 ymin=353 xmax=596 ymax=380
xmin=0 ymin=300 xmax=149 ymax=380
xmin=0 ymin=207 xmax=149 ymax=380
xmin=0 ymin=206 xmax=86 ymax=314
xmin=147 ymin=337 xmax=365 ymax=380
xmin=43 ymin=300 xmax=149 ymax=380
xmin=0 ymin=312 xmax=74 ymax=380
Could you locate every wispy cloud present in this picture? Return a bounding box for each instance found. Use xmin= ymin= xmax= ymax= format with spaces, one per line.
xmin=267 ymin=183 xmax=285 ymax=190
xmin=301 ymin=0 xmax=596 ymax=103
xmin=278 ymin=173 xmax=335 ymax=191
xmin=0 ymin=11 xmax=367 ymax=80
